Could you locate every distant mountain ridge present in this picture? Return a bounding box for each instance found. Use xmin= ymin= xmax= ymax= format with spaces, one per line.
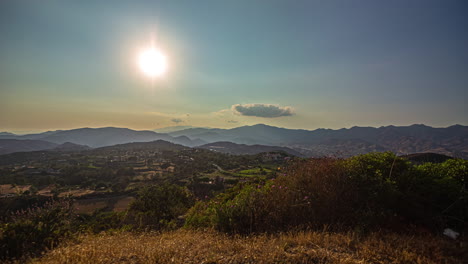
xmin=153 ymin=126 xmax=209 ymax=133
xmin=1 ymin=124 xmax=467 ymax=158
xmin=170 ymin=124 xmax=468 ymax=158
xmin=0 ymin=139 xmax=91 ymax=155
xmin=94 ymin=140 xmax=188 ymax=152
xmin=0 ymin=127 xmax=200 ymax=148
xmin=0 ymin=139 xmax=58 ymax=155
xmin=53 ymin=142 xmax=91 ymax=151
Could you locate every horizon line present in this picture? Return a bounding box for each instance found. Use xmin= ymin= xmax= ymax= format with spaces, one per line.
xmin=2 ymin=123 xmax=466 ymax=135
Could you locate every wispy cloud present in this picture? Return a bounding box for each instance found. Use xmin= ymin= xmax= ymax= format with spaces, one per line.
xmin=231 ymin=104 xmax=294 ymax=118
xmin=211 ymin=108 xmax=231 ymax=118
xmin=171 ymin=118 xmax=183 ymax=124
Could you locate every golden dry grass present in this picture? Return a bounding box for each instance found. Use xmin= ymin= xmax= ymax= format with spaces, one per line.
xmin=58 ymin=189 xmax=95 ymax=198
xmin=0 ymin=184 xmax=31 ymax=195
xmin=36 ymin=185 xmax=55 ymax=196
xmin=31 ymin=229 xmax=465 ymax=264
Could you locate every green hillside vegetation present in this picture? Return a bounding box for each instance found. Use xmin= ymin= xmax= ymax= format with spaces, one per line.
xmin=185 ymin=153 xmax=467 ymax=234
xmin=0 ymin=152 xmax=467 ymax=262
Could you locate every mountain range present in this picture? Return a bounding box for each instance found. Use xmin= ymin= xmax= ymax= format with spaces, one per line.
xmin=0 ymin=127 xmax=200 ymax=148
xmin=169 ymin=124 xmax=468 ymax=158
xmin=0 ymin=139 xmax=89 ymax=155
xmin=0 ymin=124 xmax=467 ymax=158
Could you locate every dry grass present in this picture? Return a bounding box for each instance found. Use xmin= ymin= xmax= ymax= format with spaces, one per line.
xmin=0 ymin=184 xmax=31 ymax=195
xmin=31 ymin=229 xmax=465 ymax=264
xmin=73 ymin=195 xmax=135 ymax=214
xmin=113 ymin=196 xmax=135 ymax=212
xmin=59 ymin=189 xmax=95 ymax=198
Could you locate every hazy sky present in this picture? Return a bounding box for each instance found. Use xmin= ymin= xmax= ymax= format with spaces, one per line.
xmin=1 ymin=0 xmax=467 ymax=133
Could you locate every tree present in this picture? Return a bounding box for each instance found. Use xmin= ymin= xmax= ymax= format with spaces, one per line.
xmin=129 ymin=183 xmax=194 ymax=229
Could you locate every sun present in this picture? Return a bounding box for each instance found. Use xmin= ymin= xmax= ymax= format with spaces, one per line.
xmin=138 ymin=47 xmax=168 ymax=78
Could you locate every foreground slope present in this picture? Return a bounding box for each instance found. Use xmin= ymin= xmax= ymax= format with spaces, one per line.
xmin=34 ymin=230 xmax=464 ymax=264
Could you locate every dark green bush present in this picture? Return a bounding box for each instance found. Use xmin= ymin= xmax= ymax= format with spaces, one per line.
xmin=344 ymin=152 xmax=410 ymax=227
xmin=0 ymin=199 xmax=77 ymax=260
xmin=129 ymin=183 xmax=194 ymax=230
xmin=185 ymin=153 xmax=468 ymax=234
xmin=77 ymin=211 xmax=130 ymax=234
xmin=186 ymin=158 xmax=354 ymax=233
xmin=410 ymin=159 xmax=468 ymax=230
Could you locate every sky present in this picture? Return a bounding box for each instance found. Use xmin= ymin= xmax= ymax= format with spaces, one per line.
xmin=1 ymin=0 xmax=467 ymax=133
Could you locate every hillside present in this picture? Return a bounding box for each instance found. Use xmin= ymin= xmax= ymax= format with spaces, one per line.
xmin=0 ymin=139 xmax=58 ymax=155
xmin=93 ymin=139 xmax=188 ymax=152
xmin=402 ymin=152 xmax=454 ymax=164
xmin=1 ymin=152 xmax=467 ymax=263
xmin=53 ymin=142 xmax=91 ymax=151
xmin=33 ymin=230 xmax=463 ymax=264
xmin=198 ymin=141 xmax=303 ymax=156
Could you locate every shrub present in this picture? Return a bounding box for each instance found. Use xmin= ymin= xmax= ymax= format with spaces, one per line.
xmin=77 ymin=211 xmax=130 ymax=234
xmin=0 ymin=199 xmax=77 ymax=260
xmin=185 ymin=153 xmax=468 ymax=234
xmin=343 ymin=152 xmax=410 ymax=227
xmin=186 ymin=158 xmax=354 ymax=233
xmin=129 ymin=183 xmax=194 ymax=230
xmin=410 ymin=159 xmax=468 ymax=230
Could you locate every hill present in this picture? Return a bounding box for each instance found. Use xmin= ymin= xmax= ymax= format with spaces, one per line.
xmin=53 ymin=142 xmax=91 ymax=151
xmin=0 ymin=139 xmax=58 ymax=155
xmin=402 ymin=152 xmax=454 ymax=164
xmin=198 ymin=141 xmax=303 ymax=156
xmin=93 ymin=140 xmax=188 ymax=152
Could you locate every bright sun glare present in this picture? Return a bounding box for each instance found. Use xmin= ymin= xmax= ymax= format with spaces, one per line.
xmin=138 ymin=48 xmax=168 ymax=78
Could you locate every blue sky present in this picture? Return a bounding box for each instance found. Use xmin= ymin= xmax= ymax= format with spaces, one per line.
xmin=1 ymin=0 xmax=467 ymax=133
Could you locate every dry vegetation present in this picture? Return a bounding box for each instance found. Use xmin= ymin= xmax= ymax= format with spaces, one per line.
xmin=32 ymin=229 xmax=465 ymax=264
xmin=0 ymin=184 xmax=31 ymax=195
xmin=73 ymin=195 xmax=135 ymax=214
